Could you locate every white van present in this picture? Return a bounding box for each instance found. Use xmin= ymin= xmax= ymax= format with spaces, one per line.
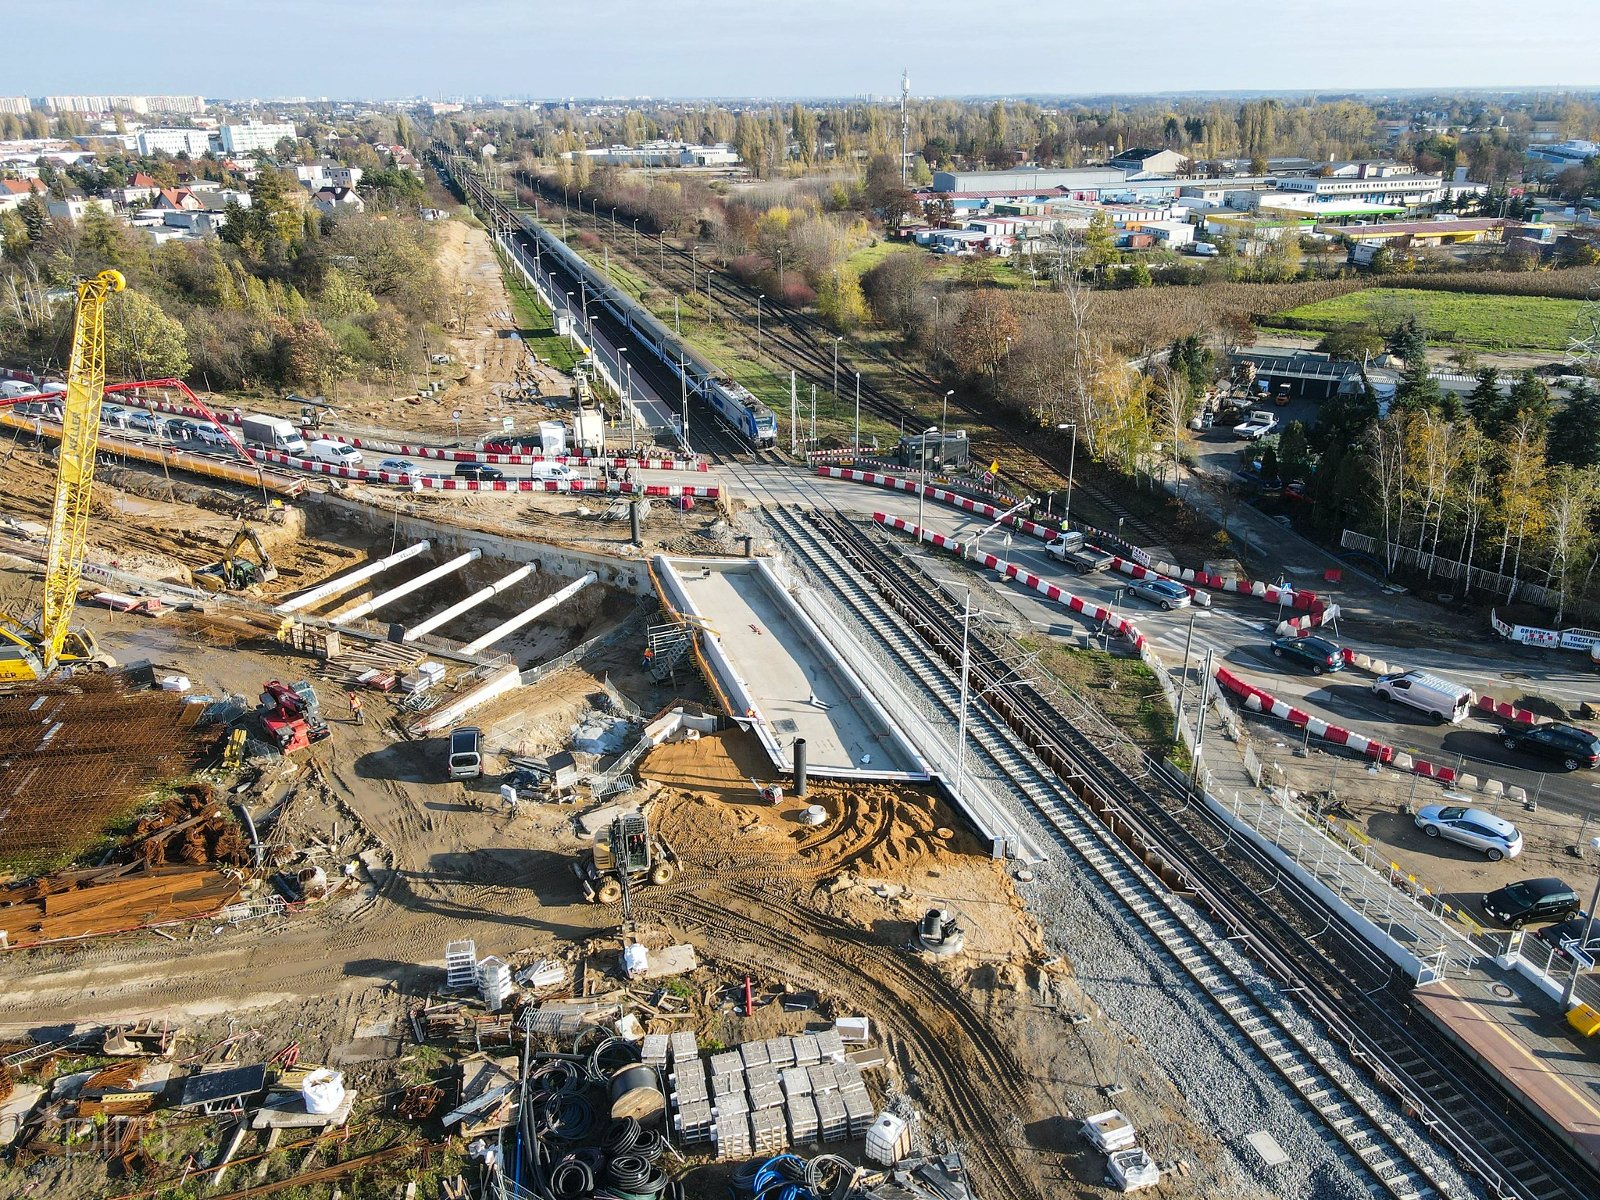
xmin=1371 ymin=670 xmax=1474 ymax=724
xmin=527 ymin=461 xmax=576 ymax=481
xmin=307 ymin=439 xmax=364 ymax=468
xmin=0 ymin=379 xmax=37 ymax=398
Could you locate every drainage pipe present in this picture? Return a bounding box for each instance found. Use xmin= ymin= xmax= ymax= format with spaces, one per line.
xmin=402 ymin=562 xmax=537 ymax=642
xmin=274 ymin=540 xmax=432 ymax=614
xmin=330 ymin=549 xmax=481 ymax=626
xmin=459 ymin=572 xmax=596 ymax=655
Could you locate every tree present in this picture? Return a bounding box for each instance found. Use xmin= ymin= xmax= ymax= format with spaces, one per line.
xmin=949 ymin=290 xmax=1019 ymax=387
xmin=1493 ymin=409 xmax=1549 ymax=590
xmin=104 ymin=290 xmax=190 ymax=379
xmin=1543 ymin=465 xmax=1600 ymax=623
xmin=1548 ymin=382 xmax=1600 ymax=468
xmin=1392 ymin=357 xmax=1444 ymax=416
xmin=1465 ymin=367 xmax=1508 ymax=437
xmin=817 ymin=268 xmax=868 ymax=333
xmin=1126 ymin=261 xmax=1153 ymax=288
xmin=1317 ymin=327 xmax=1384 ymax=362
xmin=860 ymin=251 xmax=932 ymax=339
xmin=1278 ymin=420 xmax=1312 ymax=482
xmin=1082 ymin=211 xmax=1116 ymax=270
xmin=1386 ymin=313 xmax=1427 ymax=365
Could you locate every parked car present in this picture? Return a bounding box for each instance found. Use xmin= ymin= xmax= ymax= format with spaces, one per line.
xmin=454 ymin=462 xmax=505 ymax=482
xmin=1533 ymin=913 xmax=1596 ymax=959
xmin=378 ymin=457 xmax=413 ymax=474
xmin=1413 ymin=804 xmax=1523 ymax=861
xmin=99 ymin=405 xmax=130 ymax=429
xmin=1499 ymin=723 xmax=1600 ymax=771
xmin=126 ymin=410 xmax=163 ymax=435
xmin=194 ymin=424 xmax=231 ymax=448
xmin=166 ymin=419 xmax=201 ymax=441
xmin=448 ymin=726 xmax=483 ymax=780
xmin=1126 ymin=578 xmax=1191 ymax=611
xmin=1484 ymin=877 xmax=1581 ymax=928
xmin=1270 ymin=634 xmax=1344 ymax=675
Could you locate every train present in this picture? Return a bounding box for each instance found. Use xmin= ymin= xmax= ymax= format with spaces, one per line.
xmin=514 ymin=211 xmax=778 ymax=447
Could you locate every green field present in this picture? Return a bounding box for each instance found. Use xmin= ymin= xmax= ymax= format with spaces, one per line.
xmin=1267 ymin=287 xmax=1587 ymax=351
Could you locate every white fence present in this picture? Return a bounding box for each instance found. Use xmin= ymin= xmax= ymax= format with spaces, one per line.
xmin=1339 ymin=529 xmax=1563 ymax=608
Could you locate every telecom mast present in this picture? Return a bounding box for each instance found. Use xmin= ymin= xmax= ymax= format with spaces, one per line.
xmin=900 ymin=69 xmax=910 ymax=185
xmin=1568 ymin=286 xmax=1600 ymax=374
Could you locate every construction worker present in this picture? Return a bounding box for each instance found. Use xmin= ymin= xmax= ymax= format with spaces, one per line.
xmin=346 ymin=690 xmax=364 ymax=726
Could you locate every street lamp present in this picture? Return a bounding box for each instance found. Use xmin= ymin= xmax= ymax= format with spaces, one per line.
xmin=618 ymin=347 xmax=630 ymax=445
xmin=632 ymin=218 xmax=640 ymax=251
xmin=611 ymin=206 xmax=618 ymax=227
xmin=853 ymin=371 xmax=861 ymax=451
xmin=1564 ymin=836 xmax=1600 ymax=1006
xmin=941 ymin=389 xmax=954 ymax=436
xmin=756 ymin=294 xmax=765 ymax=359
xmin=1057 ymin=422 xmax=1077 ymax=529
xmin=833 ymin=337 xmax=842 ymax=422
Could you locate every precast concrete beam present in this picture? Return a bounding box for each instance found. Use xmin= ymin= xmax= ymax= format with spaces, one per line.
xmin=330 ymin=549 xmax=482 ymax=626
xmin=403 ymin=562 xmax=538 ymax=642
xmin=274 ymin=540 xmax=432 ymax=614
xmin=459 ymin=572 xmax=596 ymax=655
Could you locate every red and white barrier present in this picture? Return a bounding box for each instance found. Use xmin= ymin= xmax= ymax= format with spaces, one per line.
xmin=249 ymin=449 xmax=717 ymax=496
xmin=1473 ymin=695 xmax=1543 ymax=725
xmin=1215 ymin=666 xmax=1393 ymax=763
xmin=874 ymin=513 xmax=1150 ymax=651
xmin=1339 ymin=651 xmax=1543 ymax=728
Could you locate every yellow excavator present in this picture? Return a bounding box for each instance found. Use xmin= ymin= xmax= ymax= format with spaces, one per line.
xmin=191 ymin=525 xmax=278 ymax=594
xmin=0 ymin=269 xmax=124 ymax=683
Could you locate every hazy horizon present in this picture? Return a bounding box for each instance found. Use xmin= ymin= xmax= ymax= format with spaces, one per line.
xmin=12 ymin=1 xmax=1600 ymax=102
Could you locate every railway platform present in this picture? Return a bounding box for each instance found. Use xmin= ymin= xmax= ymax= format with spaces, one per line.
xmin=1415 ymin=965 xmax=1600 ymax=1174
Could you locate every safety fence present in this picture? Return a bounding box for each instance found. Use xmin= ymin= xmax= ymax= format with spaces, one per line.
xmin=1340 ymin=529 xmax=1563 ymax=610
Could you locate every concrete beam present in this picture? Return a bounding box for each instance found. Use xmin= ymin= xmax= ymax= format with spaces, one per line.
xmin=330 ymin=549 xmax=482 ymax=626
xmin=403 ymin=563 xmax=538 ymax=643
xmin=459 ymin=572 xmax=596 ymax=655
xmin=274 ymin=541 xmax=432 ymax=614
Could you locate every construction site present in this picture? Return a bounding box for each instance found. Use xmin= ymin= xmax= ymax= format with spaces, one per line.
xmin=1 ymin=190 xmax=1597 ymax=1200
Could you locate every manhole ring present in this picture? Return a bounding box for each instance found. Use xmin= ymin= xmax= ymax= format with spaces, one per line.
xmin=1490 ymin=984 xmax=1515 ymax=999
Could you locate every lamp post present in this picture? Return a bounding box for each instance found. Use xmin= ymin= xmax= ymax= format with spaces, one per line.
xmin=833 ymin=338 xmax=842 ymax=424
xmin=618 ymin=347 xmax=630 ymax=446
xmin=632 ymin=218 xmax=640 ymax=251
xmin=1058 ymin=422 xmax=1078 ymax=529
xmin=756 ymin=294 xmax=765 ymax=359
xmin=941 ymin=389 xmax=954 ymax=437
xmin=1564 ymin=836 xmax=1600 ymax=1006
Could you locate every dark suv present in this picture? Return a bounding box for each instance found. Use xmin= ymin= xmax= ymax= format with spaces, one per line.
xmin=1500 ymin=723 xmax=1600 ymax=771
xmin=1270 ymin=635 xmax=1344 ymax=675
xmin=454 ymin=462 xmax=505 ymax=482
xmin=1483 ymin=877 xmax=1581 ymax=928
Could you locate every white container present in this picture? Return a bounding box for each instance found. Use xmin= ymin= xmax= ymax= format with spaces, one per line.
xmin=1108 ymin=1146 xmax=1160 ymax=1192
xmin=301 ymin=1068 xmax=345 ymax=1115
xmin=1083 ymin=1109 xmax=1137 ymax=1153
xmin=864 ymin=1111 xmax=912 ymax=1166
xmin=834 ymin=1016 xmax=870 ymax=1044
xmin=538 ymin=421 xmax=566 ymax=454
xmin=477 ymin=956 xmax=513 ymax=1011
xmin=622 ymin=943 xmax=650 ymax=978
xmin=158 ymin=675 xmax=191 ymax=692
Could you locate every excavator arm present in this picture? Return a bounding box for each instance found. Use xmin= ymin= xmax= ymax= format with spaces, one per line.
xmin=40 ymin=269 xmax=123 ymax=674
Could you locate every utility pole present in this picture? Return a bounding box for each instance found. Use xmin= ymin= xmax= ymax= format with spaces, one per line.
xmin=854 ymin=372 xmax=861 ymax=450
xmin=809 ymin=384 xmax=817 ymax=448
xmin=1191 ymin=647 xmax=1215 ymax=786
xmin=790 ymin=371 xmax=798 ymax=456
xmin=680 ymin=354 xmax=690 ymax=453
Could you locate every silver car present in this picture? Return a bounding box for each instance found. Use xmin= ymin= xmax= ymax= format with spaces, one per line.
xmin=1126 ymin=577 xmax=1191 ymax=611
xmin=1414 ymin=804 xmax=1523 ymax=861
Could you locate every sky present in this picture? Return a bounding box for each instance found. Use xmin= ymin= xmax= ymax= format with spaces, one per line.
xmin=13 ymin=1 xmax=1600 ymax=101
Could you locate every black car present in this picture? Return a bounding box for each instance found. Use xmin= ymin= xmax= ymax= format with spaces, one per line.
xmin=1483 ymin=877 xmax=1582 ymax=928
xmin=454 ymin=462 xmax=505 ymax=482
xmin=1270 ymin=634 xmax=1344 ymax=674
xmin=1534 ymin=913 xmax=1597 ymax=959
xmin=1500 ymin=722 xmax=1600 ymax=771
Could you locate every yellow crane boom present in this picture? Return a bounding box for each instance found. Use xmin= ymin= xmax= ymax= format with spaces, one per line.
xmin=39 ymin=269 xmax=124 ymax=673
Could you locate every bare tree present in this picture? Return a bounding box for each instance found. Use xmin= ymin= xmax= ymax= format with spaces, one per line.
xmin=1543 ymin=465 xmax=1600 ymax=623
xmin=1366 ymin=416 xmax=1408 ymax=574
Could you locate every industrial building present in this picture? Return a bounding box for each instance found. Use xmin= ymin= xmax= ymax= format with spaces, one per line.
xmin=930 ymin=167 xmax=1130 ymax=195
xmin=563 ymin=140 xmax=740 ymax=168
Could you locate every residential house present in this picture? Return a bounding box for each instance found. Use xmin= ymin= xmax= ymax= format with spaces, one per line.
xmin=110 ymin=171 xmax=161 ymax=206
xmin=155 ymin=188 xmax=201 ymax=211
xmin=46 ymin=196 xmax=113 ymax=224
xmin=295 ymin=159 xmax=364 ymax=191
xmin=0 ymin=177 xmax=47 ymax=211
xmin=311 ymin=186 xmax=364 ymax=215
xmin=1108 ymin=147 xmax=1189 ymax=175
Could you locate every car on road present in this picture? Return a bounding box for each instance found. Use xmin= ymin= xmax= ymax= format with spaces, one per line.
xmin=1371 ymin=669 xmax=1474 ymax=725
xmin=1533 ymin=913 xmax=1596 ymax=960
xmin=1126 ymin=578 xmax=1191 ymax=611
xmin=1483 ymin=877 xmax=1581 ymax=928
xmin=194 ymin=424 xmax=231 ymax=448
xmin=166 ymin=419 xmax=201 ymax=441
xmin=1413 ymin=804 xmax=1523 ymax=861
xmin=378 ymin=457 xmax=413 ymax=474
xmin=1233 ymin=410 xmax=1279 ymax=441
xmin=126 ymin=410 xmax=163 ymax=435
xmin=1499 ymin=722 xmax=1600 ymax=771
xmin=1270 ymin=634 xmax=1344 ymax=675
xmin=99 ymin=405 xmax=130 ymax=429
xmin=453 ymin=462 xmax=505 ymax=482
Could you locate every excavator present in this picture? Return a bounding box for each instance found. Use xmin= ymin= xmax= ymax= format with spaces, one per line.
xmin=191 ymin=525 xmax=278 ymax=594
xmin=0 ymin=269 xmax=125 ymax=683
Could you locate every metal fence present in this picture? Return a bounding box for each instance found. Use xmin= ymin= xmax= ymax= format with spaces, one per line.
xmin=1339 ymin=529 xmax=1563 ymax=609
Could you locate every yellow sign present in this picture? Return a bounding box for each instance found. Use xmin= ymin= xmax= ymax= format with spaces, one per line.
xmin=988 ymin=460 xmax=999 ymax=475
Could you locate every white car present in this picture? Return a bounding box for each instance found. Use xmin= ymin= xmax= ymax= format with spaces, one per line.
xmin=378 ymin=458 xmax=414 ymax=474
xmin=1127 ymin=578 xmax=1191 ymax=611
xmin=1234 ymin=411 xmax=1279 ymax=441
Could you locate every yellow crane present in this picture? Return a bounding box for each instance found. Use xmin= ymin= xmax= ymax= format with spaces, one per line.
xmin=0 ymin=269 xmax=124 ymax=682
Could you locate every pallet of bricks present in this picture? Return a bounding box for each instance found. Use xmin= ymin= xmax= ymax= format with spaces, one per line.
xmin=667 ymin=1026 xmax=875 ymax=1160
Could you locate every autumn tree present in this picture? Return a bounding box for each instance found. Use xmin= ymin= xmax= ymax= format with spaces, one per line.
xmin=104 ymin=289 xmax=190 ymax=379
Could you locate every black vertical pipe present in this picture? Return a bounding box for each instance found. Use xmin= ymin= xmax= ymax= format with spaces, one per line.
xmin=793 ymin=737 xmax=808 ymax=798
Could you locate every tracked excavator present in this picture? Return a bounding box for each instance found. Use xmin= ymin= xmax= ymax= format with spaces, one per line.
xmin=191 ymin=525 xmax=278 ymax=593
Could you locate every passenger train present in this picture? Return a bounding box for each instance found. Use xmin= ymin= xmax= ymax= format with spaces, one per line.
xmin=520 ymin=216 xmax=778 ymax=447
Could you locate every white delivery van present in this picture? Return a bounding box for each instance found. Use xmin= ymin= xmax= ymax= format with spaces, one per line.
xmin=1371 ymin=670 xmax=1474 ymax=724
xmin=527 ymin=461 xmax=576 ymax=481
xmin=307 ymin=439 xmax=364 ymax=468
xmin=448 ymin=726 xmax=483 ymax=780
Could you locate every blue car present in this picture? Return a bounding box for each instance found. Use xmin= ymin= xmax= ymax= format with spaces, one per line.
xmin=1270 ymin=634 xmax=1344 ymax=675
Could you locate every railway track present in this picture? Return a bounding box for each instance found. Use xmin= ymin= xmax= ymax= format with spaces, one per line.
xmin=796 ymin=508 xmax=1598 ymax=1200
xmin=516 ymin=175 xmax=1171 ymax=545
